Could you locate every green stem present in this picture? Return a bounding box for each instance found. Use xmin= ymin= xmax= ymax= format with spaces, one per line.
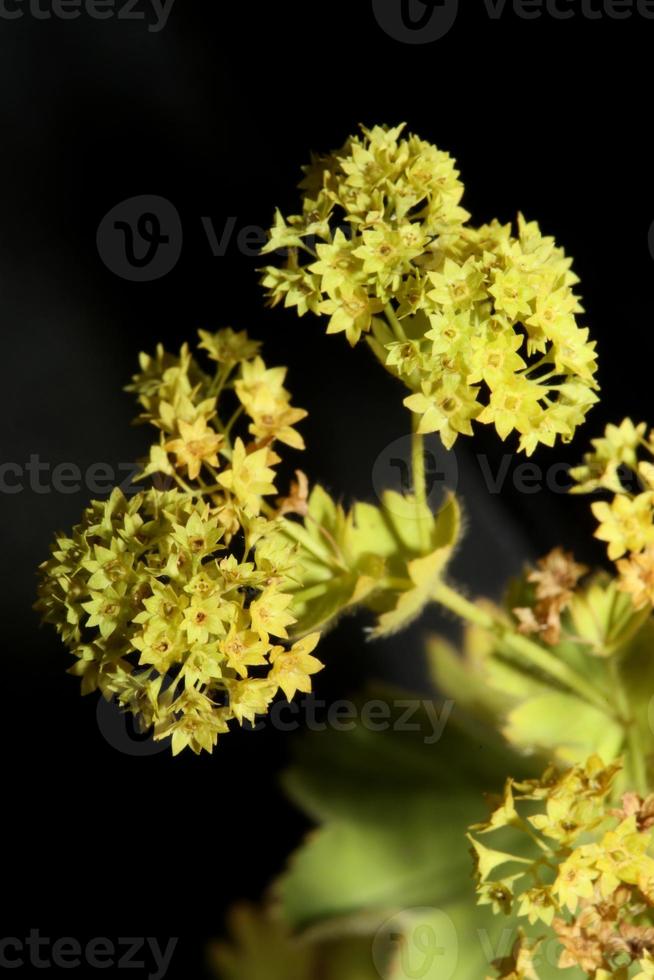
xmin=609 ymin=657 xmax=648 ymax=795
xmin=384 ymin=304 xmax=406 ymax=342
xmin=411 ymin=419 xmax=431 ymax=552
xmin=291 ymin=581 xmax=333 ymax=604
xmin=209 ymin=363 xmax=232 ymax=399
xmin=628 ymin=723 xmax=648 ymax=796
xmin=431 ymin=581 xmax=614 ymax=715
xmin=515 ymin=817 xmax=555 ymax=857
xmin=171 ymin=471 xmax=195 ymax=494
xmin=260 ymin=503 xmax=346 ymax=572
xmin=223 ymin=404 xmax=244 ymax=442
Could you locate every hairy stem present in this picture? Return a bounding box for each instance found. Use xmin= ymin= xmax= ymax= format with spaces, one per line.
xmin=411 ymin=419 xmax=431 ymax=552
xmin=609 ymin=657 xmax=648 ymax=795
xmin=431 ymin=581 xmax=615 ymax=716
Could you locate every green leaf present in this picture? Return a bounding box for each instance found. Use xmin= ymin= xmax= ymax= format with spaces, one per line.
xmin=210 ymin=903 xmax=385 ymax=980
xmin=502 ymin=692 xmax=624 ymax=766
xmin=275 ymin=697 xmax=582 ymax=979
xmin=370 ymin=547 xmax=456 ymax=638
xmin=567 ymin=573 xmax=652 ymax=657
xmin=427 ymin=634 xmax=514 ymax=725
xmin=365 ymin=494 xmax=461 ymax=637
xmin=282 ymin=489 xmax=461 ymax=639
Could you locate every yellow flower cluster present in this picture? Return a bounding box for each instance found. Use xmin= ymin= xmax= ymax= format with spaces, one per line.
xmin=36 ymin=329 xmax=322 ymax=754
xmin=262 ymin=123 xmax=598 ymax=454
xmin=130 ymin=327 xmax=307 ymax=488
xmin=470 ymin=757 xmax=654 ymax=979
xmin=573 ymin=419 xmax=654 ymax=609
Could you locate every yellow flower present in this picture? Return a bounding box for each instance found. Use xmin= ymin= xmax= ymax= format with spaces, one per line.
xmin=197 ymin=327 xmax=261 ymax=365
xmin=247 ymin=403 xmax=307 ymax=451
xmin=488 ymin=267 xmax=536 ymax=320
xmin=404 ymin=377 xmax=480 ymax=449
xmin=249 ymin=587 xmax=296 ymax=640
xmin=218 ymin=438 xmax=277 ymax=515
xmin=352 ymin=225 xmax=428 ymax=286
xmin=269 ymin=633 xmax=323 ymax=701
xmin=224 ymin=678 xmax=276 ymax=726
xmin=319 ymin=285 xmax=384 ymax=346
xmin=155 ymin=689 xmax=229 ymax=755
xmin=262 ymin=124 xmax=598 ymax=454
xmin=37 ymin=327 xmax=327 ymax=756
xmin=591 ymin=493 xmax=654 ymax=561
xmin=182 ymin=592 xmax=234 ymax=644
xmin=427 ymin=256 xmax=485 ymax=311
xmin=308 ymin=228 xmax=361 ymax=294
xmin=235 ymin=357 xmax=308 ymax=449
xmin=572 ymin=419 xmax=647 ymax=494
xmin=219 ymin=624 xmax=269 ymax=679
xmin=635 ymin=951 xmax=654 ymax=980
xmin=477 ymin=375 xmax=544 ymax=442
xmin=552 ymin=850 xmax=599 ymax=912
xmin=235 ymin=357 xmax=288 ymax=415
xmin=164 ymin=417 xmax=223 ymax=481
xmin=617 ymin=546 xmax=654 ymax=610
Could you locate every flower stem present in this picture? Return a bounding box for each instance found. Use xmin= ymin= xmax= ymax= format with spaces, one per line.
xmin=260 ymin=502 xmax=347 ymax=573
xmin=431 ymin=581 xmax=615 ymax=715
xmin=411 ymin=419 xmax=431 ymax=552
xmin=609 ymin=656 xmax=648 ymax=794
xmin=385 ymin=304 xmax=406 ymax=342
xmin=628 ymin=722 xmax=649 ymax=796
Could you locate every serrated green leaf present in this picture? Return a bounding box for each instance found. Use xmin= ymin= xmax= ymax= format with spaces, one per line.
xmin=502 ymin=692 xmax=624 ymax=766
xmin=368 ymin=496 xmax=461 ymax=637
xmin=275 ymin=699 xmax=575 ymax=979
xmin=211 ymin=903 xmax=385 ymax=980
xmin=282 ymin=488 xmax=461 ymax=639
xmin=567 ymin=573 xmax=652 ymax=657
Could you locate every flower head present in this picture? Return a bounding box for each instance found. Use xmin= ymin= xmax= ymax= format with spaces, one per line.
xmin=36 ymin=330 xmax=325 ymax=754
xmin=262 ymin=124 xmax=599 ymax=454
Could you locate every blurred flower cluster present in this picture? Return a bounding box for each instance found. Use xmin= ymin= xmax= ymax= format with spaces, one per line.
xmin=573 ymin=420 xmax=654 ymax=611
xmin=470 ymin=757 xmax=654 ymax=979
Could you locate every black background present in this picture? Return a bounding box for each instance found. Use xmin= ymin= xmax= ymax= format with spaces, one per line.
xmin=2 ymin=1 xmax=653 ymax=975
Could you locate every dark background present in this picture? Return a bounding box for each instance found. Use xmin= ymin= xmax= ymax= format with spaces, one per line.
xmin=2 ymin=1 xmax=652 ymax=975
